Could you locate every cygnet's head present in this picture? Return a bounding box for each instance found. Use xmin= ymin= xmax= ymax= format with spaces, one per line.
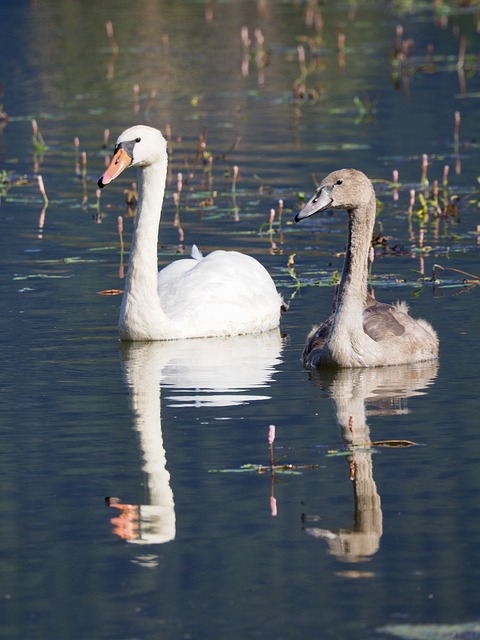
xmin=295 ymin=168 xmax=374 ymax=222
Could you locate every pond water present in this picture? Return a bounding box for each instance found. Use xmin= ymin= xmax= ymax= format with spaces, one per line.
xmin=1 ymin=1 xmax=480 ymax=639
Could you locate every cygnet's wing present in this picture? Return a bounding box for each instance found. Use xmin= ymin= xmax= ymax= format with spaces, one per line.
xmin=363 ymin=302 xmax=406 ymax=342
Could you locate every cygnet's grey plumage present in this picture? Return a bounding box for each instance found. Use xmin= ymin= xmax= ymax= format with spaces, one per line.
xmin=295 ymin=169 xmax=439 ymax=368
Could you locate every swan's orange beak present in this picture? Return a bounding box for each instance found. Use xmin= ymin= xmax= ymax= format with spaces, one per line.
xmin=98 ymin=148 xmax=132 ymax=188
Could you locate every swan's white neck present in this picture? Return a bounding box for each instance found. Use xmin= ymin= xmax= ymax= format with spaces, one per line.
xmin=130 ymin=163 xmax=165 ymax=287
xmin=119 ymin=159 xmax=176 ymax=340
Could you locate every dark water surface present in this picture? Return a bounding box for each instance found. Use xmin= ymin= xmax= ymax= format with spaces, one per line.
xmin=1 ymin=1 xmax=480 ymax=639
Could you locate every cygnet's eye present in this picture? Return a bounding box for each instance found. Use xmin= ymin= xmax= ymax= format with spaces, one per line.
xmin=335 ymin=179 xmax=343 ymax=186
xmin=135 ymin=137 xmax=141 ymax=143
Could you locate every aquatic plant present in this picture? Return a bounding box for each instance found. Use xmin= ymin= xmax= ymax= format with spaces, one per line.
xmin=31 ymin=118 xmax=47 ymax=155
xmin=239 ymin=26 xmax=268 ymax=83
xmin=36 ymin=175 xmax=48 ymax=238
xmin=432 ymin=263 xmax=479 ymax=288
xmin=353 ymin=93 xmax=378 ymax=126
xmin=105 ymin=20 xmax=119 ymax=80
xmin=292 ymin=43 xmax=325 ymax=102
xmin=209 ymin=423 xmax=319 ymax=477
xmin=173 ymin=172 xmax=185 ymax=244
xmin=260 ymin=199 xmax=284 ymax=254
xmin=73 ymin=136 xmax=81 ymax=177
xmin=0 ymin=170 xmax=18 ymax=199
xmin=0 ymin=83 xmax=7 ymax=123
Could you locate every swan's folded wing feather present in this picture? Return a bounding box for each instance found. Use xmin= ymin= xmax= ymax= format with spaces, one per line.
xmin=157 ymin=258 xmax=198 ymax=289
xmin=157 ymin=250 xmax=281 ymax=333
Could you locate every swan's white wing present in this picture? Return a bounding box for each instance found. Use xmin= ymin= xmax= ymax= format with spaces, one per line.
xmin=157 ymin=250 xmax=281 ymax=335
xmin=157 ymin=257 xmax=198 ymax=288
xmin=156 ymin=245 xmax=204 ymax=288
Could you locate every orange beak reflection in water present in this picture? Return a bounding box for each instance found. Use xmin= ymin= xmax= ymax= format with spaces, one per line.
xmin=105 ymin=496 xmax=140 ymax=542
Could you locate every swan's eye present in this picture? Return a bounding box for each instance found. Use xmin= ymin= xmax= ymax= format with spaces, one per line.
xmin=135 ymin=137 xmax=141 ymax=143
xmin=336 ymin=179 xmax=343 ymax=186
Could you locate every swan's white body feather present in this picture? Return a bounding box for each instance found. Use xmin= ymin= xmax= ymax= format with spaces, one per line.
xmin=99 ymin=125 xmax=282 ymax=341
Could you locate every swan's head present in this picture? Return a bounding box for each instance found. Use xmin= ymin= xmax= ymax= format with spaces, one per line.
xmin=295 ymin=168 xmax=374 ymax=222
xmin=98 ymin=125 xmax=167 ymax=188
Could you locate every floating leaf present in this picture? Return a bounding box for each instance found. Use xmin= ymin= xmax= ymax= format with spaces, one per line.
xmin=64 ymin=256 xmax=104 ymax=264
xmin=327 ymin=449 xmax=353 ymax=457
xmin=378 ymin=622 xmax=480 ymax=640
xmin=208 ymin=466 xmax=260 ymax=474
xmin=97 ymin=289 xmax=123 ymax=296
xmin=326 ymin=440 xmax=417 ymax=456
xmin=326 ymin=448 xmax=373 ymax=457
xmin=335 ymin=570 xmax=376 ymax=579
xmin=209 ymin=462 xmax=317 ymax=475
xmin=13 ymin=274 xmax=73 ymax=280
xmin=369 ymin=439 xmax=417 ymax=448
xmin=341 ymin=143 xmax=371 ymax=150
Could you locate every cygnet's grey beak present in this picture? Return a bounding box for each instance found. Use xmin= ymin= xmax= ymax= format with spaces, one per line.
xmin=295 ymin=186 xmax=333 ymax=222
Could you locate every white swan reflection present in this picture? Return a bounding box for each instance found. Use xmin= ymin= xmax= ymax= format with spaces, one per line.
xmin=303 ymin=361 xmax=438 ymax=564
xmin=107 ymin=330 xmax=283 ymax=546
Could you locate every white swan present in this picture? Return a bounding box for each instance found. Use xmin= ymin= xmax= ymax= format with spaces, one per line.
xmin=295 ymin=169 xmax=439 ymax=368
xmin=98 ymin=125 xmax=283 ymax=341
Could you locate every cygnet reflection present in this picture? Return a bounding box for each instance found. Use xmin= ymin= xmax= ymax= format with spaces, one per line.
xmin=303 ymin=360 xmax=438 ymax=563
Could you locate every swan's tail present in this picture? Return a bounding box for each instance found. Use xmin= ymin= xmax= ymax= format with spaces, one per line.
xmin=191 ymin=244 xmax=203 ymax=261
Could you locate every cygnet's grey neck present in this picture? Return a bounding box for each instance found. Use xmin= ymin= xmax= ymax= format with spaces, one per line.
xmin=332 ymin=194 xmax=375 ymax=332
